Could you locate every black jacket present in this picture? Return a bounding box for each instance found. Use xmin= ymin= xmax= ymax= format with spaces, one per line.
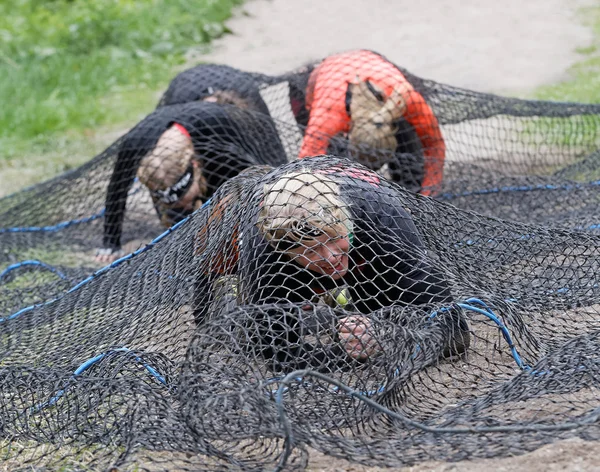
xmin=156 ymin=63 xmax=314 ymax=127
xmin=103 ymin=101 xmax=287 ymax=250
xmin=192 ymin=160 xmax=457 ymax=372
xmin=157 ymin=63 xmax=271 ymax=115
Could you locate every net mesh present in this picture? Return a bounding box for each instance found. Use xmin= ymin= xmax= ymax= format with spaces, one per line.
xmin=2 ymin=51 xmax=600 ymax=470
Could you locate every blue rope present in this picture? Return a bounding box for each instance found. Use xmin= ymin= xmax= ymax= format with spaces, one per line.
xmin=31 ymin=347 xmax=168 ymax=412
xmin=0 ymin=210 xmax=105 ymax=234
xmin=0 ymin=260 xmax=68 ymax=281
xmin=356 ymin=298 xmax=529 ymax=396
xmin=0 ymin=180 xmax=142 ymax=234
xmin=458 ymin=298 xmax=529 ymax=370
xmin=2 ymin=198 xmax=212 ymax=323
xmin=266 ymin=297 xmax=531 ymax=399
xmin=439 ymin=179 xmax=600 ymax=201
xmin=573 ymin=223 xmax=600 ymax=231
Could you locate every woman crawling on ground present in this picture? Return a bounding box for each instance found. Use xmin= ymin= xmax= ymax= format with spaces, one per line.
xmin=97 ymin=100 xmax=287 ymax=262
xmin=192 ymin=157 xmax=470 ymax=372
xmin=298 ymin=49 xmax=446 ymax=195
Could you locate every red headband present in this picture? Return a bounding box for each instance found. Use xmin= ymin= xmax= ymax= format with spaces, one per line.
xmin=172 ymin=123 xmax=191 ymax=138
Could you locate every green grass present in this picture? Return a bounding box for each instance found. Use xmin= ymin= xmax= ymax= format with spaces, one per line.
xmin=7 ymin=247 xmax=99 ymax=269
xmin=0 ymin=0 xmax=242 ymax=195
xmin=516 ymin=4 xmax=600 ymax=178
xmin=534 ymin=5 xmax=600 ymax=103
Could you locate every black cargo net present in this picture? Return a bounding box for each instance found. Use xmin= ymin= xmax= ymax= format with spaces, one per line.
xmin=1 ymin=51 xmax=600 ymax=470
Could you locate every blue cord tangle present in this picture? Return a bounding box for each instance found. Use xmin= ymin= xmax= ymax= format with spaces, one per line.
xmin=0 ymin=260 xmax=68 ymax=281
xmin=31 ymin=347 xmax=169 ymax=413
xmin=2 ymin=198 xmax=212 ymax=323
xmin=267 ymin=297 xmax=531 ymax=400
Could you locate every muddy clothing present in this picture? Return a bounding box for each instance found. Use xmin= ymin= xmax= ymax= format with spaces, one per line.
xmin=242 ymin=171 xmax=452 ymax=311
xmin=102 ymin=101 xmax=287 ymax=251
xmin=192 ymin=161 xmax=466 ymax=373
xmin=299 ymin=50 xmax=445 ymax=195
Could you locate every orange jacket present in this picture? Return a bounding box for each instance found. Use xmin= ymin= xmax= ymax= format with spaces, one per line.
xmin=298 ymin=50 xmax=445 ymax=195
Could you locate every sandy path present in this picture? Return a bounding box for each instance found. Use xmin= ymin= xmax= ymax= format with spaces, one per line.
xmin=307 ymin=439 xmax=600 ymax=471
xmin=194 ymin=0 xmax=594 ymax=96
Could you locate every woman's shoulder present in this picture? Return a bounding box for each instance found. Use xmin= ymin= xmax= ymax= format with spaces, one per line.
xmin=338 ymin=176 xmax=415 ymax=233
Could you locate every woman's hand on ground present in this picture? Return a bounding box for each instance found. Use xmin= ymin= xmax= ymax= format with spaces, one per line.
xmin=95 ymin=248 xmax=125 ymax=264
xmin=337 ymin=315 xmax=380 ymax=361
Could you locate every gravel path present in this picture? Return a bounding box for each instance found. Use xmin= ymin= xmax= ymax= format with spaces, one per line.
xmin=196 ymin=0 xmax=594 ymax=95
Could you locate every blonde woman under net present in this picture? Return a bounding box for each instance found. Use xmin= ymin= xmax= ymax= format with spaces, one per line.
xmin=193 ymin=158 xmax=470 ymax=372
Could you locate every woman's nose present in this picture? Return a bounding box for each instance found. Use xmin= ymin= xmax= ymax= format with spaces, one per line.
xmin=320 ymin=243 xmax=342 ymax=263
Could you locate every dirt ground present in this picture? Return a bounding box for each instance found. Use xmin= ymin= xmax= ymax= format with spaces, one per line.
xmin=307 ymin=439 xmax=600 ymax=471
xmin=189 ymin=1 xmax=600 ymax=470
xmin=193 ymin=0 xmax=594 ymax=96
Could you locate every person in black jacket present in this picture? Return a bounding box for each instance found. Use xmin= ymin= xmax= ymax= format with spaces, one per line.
xmin=192 ymin=157 xmax=470 ymax=372
xmin=156 ymin=62 xmax=314 ymax=128
xmin=97 ymin=101 xmax=288 ymax=262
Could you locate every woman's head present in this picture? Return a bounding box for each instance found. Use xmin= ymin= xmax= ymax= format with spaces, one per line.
xmin=137 ymin=124 xmax=208 ymax=222
xmin=347 ymin=78 xmax=406 ymax=169
xmin=257 ymin=170 xmax=353 ymax=279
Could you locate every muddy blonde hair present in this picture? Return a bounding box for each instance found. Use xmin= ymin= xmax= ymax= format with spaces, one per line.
xmin=347 ymin=78 xmax=406 ymax=169
xmin=137 ymin=124 xmax=197 ymax=191
xmin=257 ymin=170 xmax=353 ymax=249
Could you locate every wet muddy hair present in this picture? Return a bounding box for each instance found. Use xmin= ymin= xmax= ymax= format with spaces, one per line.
xmin=257 ymin=170 xmax=354 ymax=251
xmin=137 ymin=124 xmax=207 ymax=205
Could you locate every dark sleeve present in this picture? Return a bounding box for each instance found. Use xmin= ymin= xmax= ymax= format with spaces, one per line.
xmin=379 ymin=213 xmax=452 ymax=306
xmin=387 ymin=118 xmax=425 ymax=192
xmin=238 ymin=304 xmax=353 ymax=374
xmin=103 ymin=108 xmax=175 ymax=250
xmin=349 ymin=184 xmax=453 ymax=307
xmin=191 ymin=272 xmax=217 ymax=326
xmin=102 ymin=145 xmax=142 ymax=250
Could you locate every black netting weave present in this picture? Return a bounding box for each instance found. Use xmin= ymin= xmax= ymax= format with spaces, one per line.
xmin=1 ymin=51 xmax=600 ymax=470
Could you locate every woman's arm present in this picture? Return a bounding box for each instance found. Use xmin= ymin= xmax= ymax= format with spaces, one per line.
xmin=298 ymin=80 xmax=350 ymax=158
xmin=350 ymin=185 xmax=453 ymax=307
xmin=401 ymin=90 xmax=446 ymax=195
xmin=100 ymin=145 xmax=141 ymax=259
xmin=100 ymin=106 xmax=184 ymax=260
xmin=242 ymin=303 xmax=357 ymax=373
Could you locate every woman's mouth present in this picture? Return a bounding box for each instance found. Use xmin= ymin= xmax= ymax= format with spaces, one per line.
xmin=323 ymin=262 xmax=345 ymax=274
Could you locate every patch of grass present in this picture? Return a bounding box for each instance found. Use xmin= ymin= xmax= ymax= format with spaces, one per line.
xmin=10 ymin=247 xmax=98 ymax=269
xmin=520 ymin=115 xmax=600 ymax=157
xmin=0 ymin=269 xmax=64 ymax=291
xmin=534 ymin=5 xmax=600 ymax=103
xmin=0 ymin=119 xmax=134 ymax=197
xmin=520 ymin=4 xmax=600 ymax=172
xmin=0 ymin=0 xmax=241 ymax=191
